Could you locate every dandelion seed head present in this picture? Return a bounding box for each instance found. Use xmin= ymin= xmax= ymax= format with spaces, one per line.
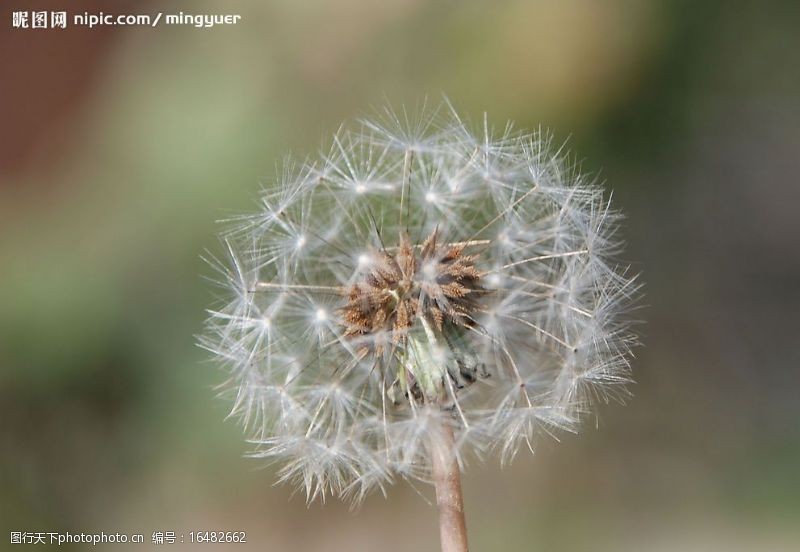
xmin=203 ymin=101 xmax=640 ymax=503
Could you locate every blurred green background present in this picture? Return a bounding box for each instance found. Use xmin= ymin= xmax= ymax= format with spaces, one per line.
xmin=2 ymin=1 xmax=799 ymax=550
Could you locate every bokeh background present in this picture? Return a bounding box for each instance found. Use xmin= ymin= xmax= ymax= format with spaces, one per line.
xmin=2 ymin=1 xmax=799 ymax=550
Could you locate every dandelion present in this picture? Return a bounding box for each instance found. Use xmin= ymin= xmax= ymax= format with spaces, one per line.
xmin=201 ymin=102 xmax=639 ymax=552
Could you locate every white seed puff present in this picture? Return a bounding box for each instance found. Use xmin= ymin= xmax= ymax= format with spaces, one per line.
xmin=201 ymin=103 xmax=639 ymax=503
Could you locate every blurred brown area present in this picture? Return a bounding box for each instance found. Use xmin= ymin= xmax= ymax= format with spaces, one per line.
xmin=0 ymin=0 xmax=145 ymax=179
xmin=1 ymin=1 xmax=799 ymax=551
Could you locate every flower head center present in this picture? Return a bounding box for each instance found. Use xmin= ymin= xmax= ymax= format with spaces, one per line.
xmin=340 ymin=230 xmax=484 ymax=360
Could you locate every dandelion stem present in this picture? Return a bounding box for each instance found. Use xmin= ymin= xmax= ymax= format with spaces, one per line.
xmin=432 ymin=424 xmax=469 ymax=552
